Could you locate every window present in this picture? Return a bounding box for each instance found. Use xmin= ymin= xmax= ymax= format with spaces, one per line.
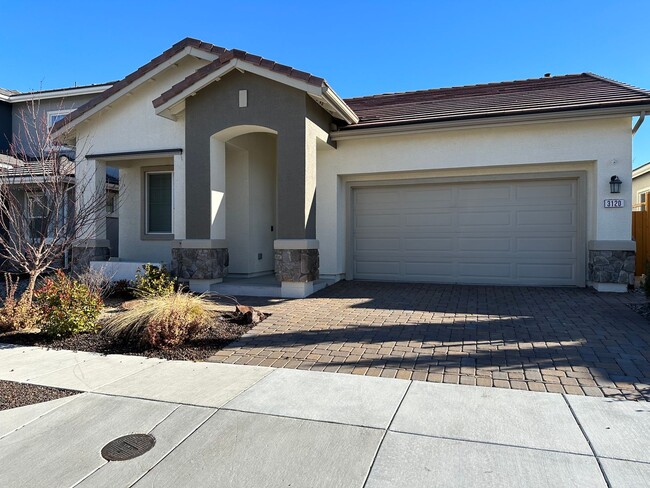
xmin=26 ymin=192 xmax=66 ymax=240
xmin=106 ymin=191 xmax=117 ymax=215
xmin=46 ymin=110 xmax=73 ymax=129
xmin=146 ymin=172 xmax=173 ymax=234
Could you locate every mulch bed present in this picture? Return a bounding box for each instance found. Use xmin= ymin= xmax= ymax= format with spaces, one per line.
xmin=0 ymin=318 xmax=255 ymax=361
xmin=0 ymin=380 xmax=79 ymax=411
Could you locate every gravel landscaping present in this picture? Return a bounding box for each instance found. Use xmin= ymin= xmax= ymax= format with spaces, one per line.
xmin=0 ymin=318 xmax=255 ymax=361
xmin=0 ymin=380 xmax=79 ymax=411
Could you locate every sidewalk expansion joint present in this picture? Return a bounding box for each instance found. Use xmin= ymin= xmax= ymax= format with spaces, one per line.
xmin=562 ymin=393 xmax=613 ymax=488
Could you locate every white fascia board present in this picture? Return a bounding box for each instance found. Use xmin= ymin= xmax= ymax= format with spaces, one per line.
xmin=52 ymin=47 xmax=203 ymax=139
xmin=0 ymin=93 xmax=10 ymax=102
xmin=9 ymin=84 xmax=112 ymax=103
xmin=187 ymin=47 xmax=221 ymax=62
xmin=633 ymin=162 xmax=650 ymax=178
xmin=321 ymin=86 xmax=358 ymax=124
xmin=331 ymin=105 xmax=650 ymax=141
xmin=156 ymin=58 xmax=357 ymax=124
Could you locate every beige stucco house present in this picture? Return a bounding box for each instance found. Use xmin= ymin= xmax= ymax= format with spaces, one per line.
xmin=53 ymin=38 xmax=650 ymax=296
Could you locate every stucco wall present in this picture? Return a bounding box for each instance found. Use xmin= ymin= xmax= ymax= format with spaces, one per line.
xmin=74 ymin=56 xmax=207 ymax=159
xmin=317 ymin=117 xmax=633 ymax=277
xmin=12 ymin=94 xmax=97 ymax=157
xmin=117 ymin=158 xmax=174 ymax=264
xmin=632 ymin=171 xmax=650 ymax=204
xmin=225 ymin=133 xmax=277 ymax=275
xmin=185 ymin=70 xmax=332 ymax=240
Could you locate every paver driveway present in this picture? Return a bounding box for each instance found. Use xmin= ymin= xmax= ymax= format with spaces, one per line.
xmin=209 ymin=282 xmax=650 ymax=400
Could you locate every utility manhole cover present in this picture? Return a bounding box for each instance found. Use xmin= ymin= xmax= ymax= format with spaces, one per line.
xmin=101 ymin=434 xmax=156 ymax=461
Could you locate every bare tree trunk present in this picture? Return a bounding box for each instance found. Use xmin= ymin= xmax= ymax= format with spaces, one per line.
xmin=23 ymin=271 xmax=40 ymax=307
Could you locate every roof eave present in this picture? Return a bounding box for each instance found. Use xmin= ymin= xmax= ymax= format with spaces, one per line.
xmin=332 ymin=103 xmax=650 ymax=140
xmin=155 ymin=58 xmax=359 ymax=124
xmin=52 ymin=45 xmax=221 ymax=139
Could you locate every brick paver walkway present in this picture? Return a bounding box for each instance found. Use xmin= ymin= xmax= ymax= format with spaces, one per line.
xmin=209 ymin=282 xmax=650 ymax=400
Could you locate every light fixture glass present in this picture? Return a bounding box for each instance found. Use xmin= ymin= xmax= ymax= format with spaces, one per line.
xmin=609 ymin=175 xmax=622 ymax=194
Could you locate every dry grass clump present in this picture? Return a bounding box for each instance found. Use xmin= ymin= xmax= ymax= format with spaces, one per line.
xmin=101 ymin=291 xmax=216 ymax=348
xmin=0 ymin=274 xmax=42 ymax=332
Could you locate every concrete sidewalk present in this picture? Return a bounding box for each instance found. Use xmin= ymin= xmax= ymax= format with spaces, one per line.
xmin=1 ymin=344 xmax=649 ymax=487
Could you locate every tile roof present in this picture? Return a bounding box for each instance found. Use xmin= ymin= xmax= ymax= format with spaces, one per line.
xmin=52 ymin=37 xmax=228 ymax=133
xmin=153 ymin=49 xmax=325 ymax=109
xmin=340 ymin=73 xmax=650 ymax=130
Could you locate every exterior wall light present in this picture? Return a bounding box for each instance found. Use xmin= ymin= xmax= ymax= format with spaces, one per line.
xmin=609 ymin=175 xmax=622 ymax=194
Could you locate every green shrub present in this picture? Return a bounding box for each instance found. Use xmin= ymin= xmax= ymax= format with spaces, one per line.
xmin=35 ymin=270 xmax=103 ymax=337
xmin=101 ymin=290 xmax=214 ymax=348
xmin=133 ymin=264 xmax=175 ymax=298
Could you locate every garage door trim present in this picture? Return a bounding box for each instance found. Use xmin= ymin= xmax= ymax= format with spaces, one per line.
xmin=345 ymin=170 xmax=587 ymax=286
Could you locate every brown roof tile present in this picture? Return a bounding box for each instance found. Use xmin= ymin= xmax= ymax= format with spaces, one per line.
xmin=340 ymin=73 xmax=650 ymax=130
xmin=152 ymin=49 xmax=324 ymax=109
xmin=52 ymin=37 xmax=228 ymax=133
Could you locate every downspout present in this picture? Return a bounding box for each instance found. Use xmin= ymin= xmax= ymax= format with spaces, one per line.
xmin=633 ymin=111 xmax=646 ymax=135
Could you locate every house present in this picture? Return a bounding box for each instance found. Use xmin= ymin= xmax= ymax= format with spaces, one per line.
xmin=0 ymin=83 xmax=119 ymax=262
xmin=632 ymin=162 xmax=650 ymax=210
xmin=51 ymin=37 xmax=650 ymax=296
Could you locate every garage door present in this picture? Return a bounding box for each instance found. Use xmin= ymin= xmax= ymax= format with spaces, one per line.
xmin=352 ymin=179 xmax=581 ymax=286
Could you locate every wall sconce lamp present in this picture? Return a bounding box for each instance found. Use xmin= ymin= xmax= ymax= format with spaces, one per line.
xmin=609 ymin=175 xmax=622 ymax=194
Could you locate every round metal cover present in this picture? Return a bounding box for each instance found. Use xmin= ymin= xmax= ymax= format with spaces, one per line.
xmin=101 ymin=434 xmax=156 ymax=461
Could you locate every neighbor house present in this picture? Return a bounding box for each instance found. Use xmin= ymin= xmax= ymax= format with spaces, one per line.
xmin=51 ymin=37 xmax=650 ymax=296
xmin=0 ymin=83 xmax=119 ymax=261
xmin=633 ymin=162 xmax=650 ymax=211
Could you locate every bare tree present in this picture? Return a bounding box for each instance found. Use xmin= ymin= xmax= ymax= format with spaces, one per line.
xmin=0 ymin=98 xmax=113 ymax=305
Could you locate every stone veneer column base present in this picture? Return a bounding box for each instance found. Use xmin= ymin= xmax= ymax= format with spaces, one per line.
xmin=71 ymin=239 xmax=110 ymax=275
xmin=171 ymin=240 xmax=228 ymax=292
xmin=274 ymin=239 xmax=320 ymax=298
xmin=587 ymin=240 xmax=635 ymax=293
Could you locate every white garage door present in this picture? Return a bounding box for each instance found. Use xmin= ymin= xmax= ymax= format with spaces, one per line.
xmin=352 ymin=179 xmax=581 ymax=286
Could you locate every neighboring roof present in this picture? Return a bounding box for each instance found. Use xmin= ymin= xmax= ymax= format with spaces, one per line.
xmin=0 ymin=87 xmax=19 ymax=97
xmin=340 ymin=73 xmax=650 ymax=130
xmin=0 ymin=158 xmax=119 ymax=184
xmin=52 ymin=38 xmax=228 ymax=134
xmin=0 ymin=83 xmax=114 ymax=103
xmin=633 ymin=161 xmax=650 ymax=178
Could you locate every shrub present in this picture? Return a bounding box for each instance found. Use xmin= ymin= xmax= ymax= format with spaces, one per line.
xmin=75 ymin=267 xmax=115 ymax=298
xmin=35 ymin=270 xmax=103 ymax=338
xmin=102 ymin=290 xmax=214 ymax=348
xmin=133 ymin=264 xmax=175 ymax=298
xmin=109 ymin=279 xmax=135 ymax=299
xmin=0 ymin=274 xmax=42 ymax=331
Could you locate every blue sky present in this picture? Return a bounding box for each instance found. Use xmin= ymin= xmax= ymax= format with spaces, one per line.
xmin=2 ymin=0 xmax=649 ymax=166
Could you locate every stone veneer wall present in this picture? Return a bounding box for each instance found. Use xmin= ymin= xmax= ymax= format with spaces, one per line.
xmin=172 ymin=248 xmax=229 ymax=280
xmin=588 ymin=250 xmax=635 ymax=285
xmin=275 ymin=249 xmax=319 ymax=282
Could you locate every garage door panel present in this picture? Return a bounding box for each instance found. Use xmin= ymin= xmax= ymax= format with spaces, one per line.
xmin=355 ymin=238 xmax=401 ymax=251
xmin=404 ymin=212 xmax=454 ymax=227
xmin=458 ymin=237 xmax=512 ymax=251
xmin=355 ymin=213 xmax=402 ymax=229
xmin=516 ymin=236 xmax=575 ymax=253
xmin=353 ymin=178 xmax=581 ymax=286
xmin=404 ymin=262 xmax=455 ymax=278
xmin=404 ymin=238 xmax=454 ymax=251
xmin=515 ymin=181 xmax=576 ymax=202
xmin=457 ymin=185 xmax=512 ymax=202
xmin=516 ymin=209 xmax=575 ymax=226
xmin=458 ymin=211 xmax=511 ymax=227
xmin=458 ymin=262 xmax=513 ymax=278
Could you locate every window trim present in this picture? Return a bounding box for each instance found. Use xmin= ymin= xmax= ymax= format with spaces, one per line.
xmin=46 ymin=109 xmax=74 ymax=129
xmin=141 ymin=166 xmax=174 ymax=240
